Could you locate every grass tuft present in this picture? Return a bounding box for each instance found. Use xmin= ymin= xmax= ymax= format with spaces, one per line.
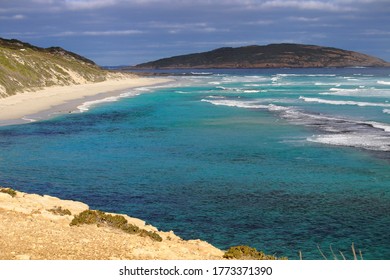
xmin=70 ymin=210 xmax=162 ymax=242
xmin=312 ymin=243 xmax=364 ymax=260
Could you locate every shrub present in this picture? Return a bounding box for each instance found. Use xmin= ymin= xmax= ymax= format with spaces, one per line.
xmin=0 ymin=187 xmax=17 ymax=197
xmin=139 ymin=229 xmax=163 ymax=242
xmin=70 ymin=210 xmax=162 ymax=242
xmin=48 ymin=206 xmax=72 ymax=216
xmin=223 ymin=245 xmax=287 ymax=260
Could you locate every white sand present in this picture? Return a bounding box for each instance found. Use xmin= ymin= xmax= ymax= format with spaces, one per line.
xmin=0 ymin=76 xmax=173 ymax=125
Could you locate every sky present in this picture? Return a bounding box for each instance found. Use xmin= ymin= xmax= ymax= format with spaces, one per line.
xmin=1 ymin=0 xmax=389 ymax=66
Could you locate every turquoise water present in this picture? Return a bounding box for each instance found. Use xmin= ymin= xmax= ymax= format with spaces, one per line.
xmin=1 ymin=68 xmax=390 ymax=259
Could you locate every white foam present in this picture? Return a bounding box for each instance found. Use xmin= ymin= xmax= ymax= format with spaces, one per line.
xmin=201 ymin=99 xmax=269 ymax=109
xmin=221 ymin=76 xmax=268 ymax=84
xmin=315 ymin=82 xmax=341 ymax=86
xmin=206 ymin=95 xmax=225 ymax=99
xmin=191 ymin=72 xmax=213 ymax=75
xmin=74 ymin=87 xmax=155 ymax=113
xmin=366 ymin=121 xmax=390 ymax=132
xmin=329 ymin=87 xmax=357 ymax=92
xmin=300 ymin=96 xmax=390 ymax=107
xmin=22 ymin=117 xmax=37 ymax=123
xmin=377 ymin=80 xmax=390 ymax=85
xmin=244 ymin=84 xmax=264 ymax=87
xmin=133 ymin=87 xmax=152 ymax=92
xmin=243 ymin=90 xmax=261 ymax=93
xmin=383 ymin=109 xmax=390 ymax=115
xmin=307 ymin=134 xmax=390 ymax=151
xmin=202 ymin=96 xmax=390 ymax=152
xmin=277 ymin=74 xmax=336 ymax=77
xmin=77 ymin=96 xmax=120 ymax=112
xmin=268 ymin=104 xmax=289 ymax=111
xmin=319 ymin=87 xmax=390 ymax=97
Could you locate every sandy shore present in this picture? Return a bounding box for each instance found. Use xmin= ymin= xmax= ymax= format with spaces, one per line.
xmin=0 ymin=187 xmax=224 ymax=260
xmin=0 ymin=75 xmax=173 ymax=126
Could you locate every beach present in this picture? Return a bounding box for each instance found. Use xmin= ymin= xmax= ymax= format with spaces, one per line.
xmin=0 ymin=74 xmax=172 ymax=126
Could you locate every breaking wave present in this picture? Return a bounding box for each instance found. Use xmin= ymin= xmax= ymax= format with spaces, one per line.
xmin=202 ymin=97 xmax=390 ymax=152
xmin=377 ymin=80 xmax=390 ymax=85
xmin=300 ymin=96 xmax=390 ymax=108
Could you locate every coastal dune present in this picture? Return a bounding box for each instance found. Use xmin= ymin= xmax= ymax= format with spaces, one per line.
xmin=0 ymin=74 xmax=172 ymax=125
xmin=0 ymin=188 xmax=224 ymax=260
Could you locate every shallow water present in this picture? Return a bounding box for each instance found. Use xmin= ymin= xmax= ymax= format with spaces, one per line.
xmin=1 ymin=68 xmax=390 ymax=259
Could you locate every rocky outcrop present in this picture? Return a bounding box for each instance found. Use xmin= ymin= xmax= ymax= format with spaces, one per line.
xmin=0 ymin=187 xmax=224 ymax=260
xmin=132 ymin=43 xmax=390 ymax=69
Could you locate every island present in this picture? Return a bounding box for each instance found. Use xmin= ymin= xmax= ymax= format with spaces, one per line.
xmin=130 ymin=43 xmax=390 ymax=69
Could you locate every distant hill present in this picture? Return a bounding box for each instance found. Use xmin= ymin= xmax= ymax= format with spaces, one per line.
xmin=0 ymin=38 xmax=108 ymax=97
xmin=132 ymin=43 xmax=390 ymax=69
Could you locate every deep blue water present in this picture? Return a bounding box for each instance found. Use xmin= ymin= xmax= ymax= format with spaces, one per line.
xmin=1 ymin=68 xmax=390 ymax=259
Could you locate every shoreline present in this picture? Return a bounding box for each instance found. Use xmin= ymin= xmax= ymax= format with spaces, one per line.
xmin=0 ymin=76 xmax=174 ymax=126
xmin=0 ymin=187 xmax=224 ymax=260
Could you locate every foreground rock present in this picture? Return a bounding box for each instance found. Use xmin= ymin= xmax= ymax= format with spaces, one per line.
xmin=0 ymin=188 xmax=224 ymax=260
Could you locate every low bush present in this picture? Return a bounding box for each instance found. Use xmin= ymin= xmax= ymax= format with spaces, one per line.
xmin=48 ymin=206 xmax=72 ymax=216
xmin=0 ymin=187 xmax=17 ymax=197
xmin=223 ymin=245 xmax=287 ymax=260
xmin=70 ymin=210 xmax=162 ymax=242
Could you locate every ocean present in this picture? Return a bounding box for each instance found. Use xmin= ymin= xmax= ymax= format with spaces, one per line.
xmin=1 ymin=68 xmax=390 ymax=259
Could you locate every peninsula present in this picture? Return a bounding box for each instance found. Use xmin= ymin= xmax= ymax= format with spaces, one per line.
xmin=131 ymin=43 xmax=390 ymax=69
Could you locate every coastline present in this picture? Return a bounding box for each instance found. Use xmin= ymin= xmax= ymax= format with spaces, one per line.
xmin=0 ymin=75 xmax=173 ymax=126
xmin=0 ymin=187 xmax=224 ymax=260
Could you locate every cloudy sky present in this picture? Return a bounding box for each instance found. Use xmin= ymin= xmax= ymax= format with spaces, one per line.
xmin=1 ymin=0 xmax=389 ymax=66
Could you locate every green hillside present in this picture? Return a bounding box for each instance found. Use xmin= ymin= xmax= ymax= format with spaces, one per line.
xmin=0 ymin=38 xmax=108 ymax=98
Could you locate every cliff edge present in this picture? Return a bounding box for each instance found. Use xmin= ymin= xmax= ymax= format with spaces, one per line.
xmin=0 ymin=187 xmax=224 ymax=260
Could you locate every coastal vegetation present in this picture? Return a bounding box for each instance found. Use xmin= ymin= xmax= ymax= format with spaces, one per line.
xmin=0 ymin=37 xmax=108 ymax=97
xmin=0 ymin=187 xmax=17 ymax=197
xmin=315 ymin=243 xmax=363 ymax=260
xmin=223 ymin=245 xmax=287 ymax=260
xmin=70 ymin=210 xmax=163 ymax=242
xmin=48 ymin=206 xmax=72 ymax=216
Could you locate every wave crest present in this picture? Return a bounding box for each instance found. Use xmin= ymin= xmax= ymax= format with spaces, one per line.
xmin=300 ymin=96 xmax=390 ymax=108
